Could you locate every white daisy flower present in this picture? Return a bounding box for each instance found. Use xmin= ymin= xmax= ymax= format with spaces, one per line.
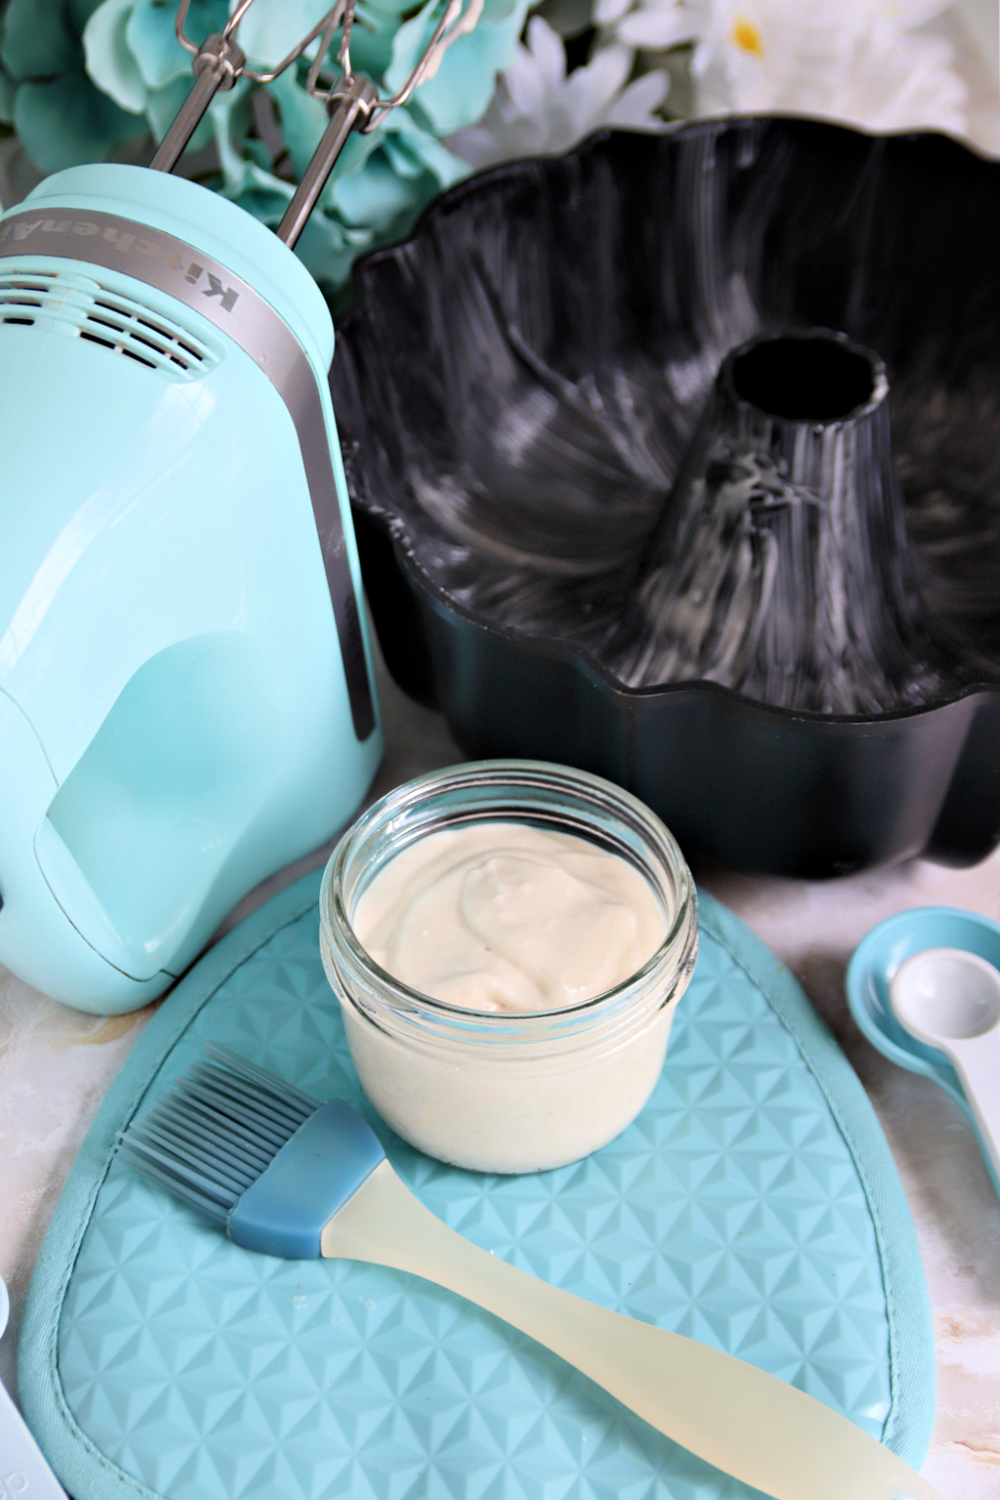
xmin=599 ymin=0 xmax=968 ymax=135
xmin=447 ymin=15 xmax=670 ymax=169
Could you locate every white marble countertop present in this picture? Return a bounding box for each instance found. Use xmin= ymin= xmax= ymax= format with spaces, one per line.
xmin=2 ymin=654 xmax=1000 ymax=1500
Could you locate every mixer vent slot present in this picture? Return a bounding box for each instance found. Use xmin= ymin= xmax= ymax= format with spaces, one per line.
xmin=0 ymin=269 xmax=218 ymax=378
xmin=0 ymin=271 xmax=57 ymax=326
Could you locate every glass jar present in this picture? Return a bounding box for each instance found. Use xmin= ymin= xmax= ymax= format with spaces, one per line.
xmin=319 ymin=760 xmax=698 ymax=1173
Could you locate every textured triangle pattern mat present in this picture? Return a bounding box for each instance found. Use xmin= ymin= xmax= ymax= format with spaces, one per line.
xmin=20 ymin=876 xmax=934 ymax=1500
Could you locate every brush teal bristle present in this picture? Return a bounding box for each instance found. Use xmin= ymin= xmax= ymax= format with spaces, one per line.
xmin=118 ymin=1046 xmax=317 ymax=1221
xmin=118 ymin=1046 xmax=386 ymax=1259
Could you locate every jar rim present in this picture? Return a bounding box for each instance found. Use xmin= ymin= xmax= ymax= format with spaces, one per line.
xmin=320 ymin=759 xmax=698 ymax=1026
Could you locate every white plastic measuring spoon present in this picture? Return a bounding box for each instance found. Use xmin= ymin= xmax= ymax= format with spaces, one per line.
xmin=0 ymin=1272 xmax=68 ymax=1498
xmin=890 ymin=946 xmax=1000 ymax=1186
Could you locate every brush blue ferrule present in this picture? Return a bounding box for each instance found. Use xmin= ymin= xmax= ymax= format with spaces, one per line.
xmin=227 ymin=1099 xmax=385 ymax=1259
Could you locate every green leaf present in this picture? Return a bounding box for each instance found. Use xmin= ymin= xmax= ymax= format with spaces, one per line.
xmin=127 ymin=0 xmax=224 ymax=89
xmin=2 ymin=0 xmax=78 ymax=79
xmin=14 ymin=66 xmax=144 ymax=169
xmin=84 ymin=0 xmax=148 ymax=112
xmin=236 ymin=0 xmax=331 ymax=69
xmin=0 ymin=61 xmax=15 ymax=122
xmin=386 ymin=0 xmax=529 ymax=135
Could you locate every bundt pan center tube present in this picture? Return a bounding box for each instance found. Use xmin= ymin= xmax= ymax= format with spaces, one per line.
xmin=333 ymin=119 xmax=1000 ymax=877
xmin=612 ymin=327 xmax=955 ymax=716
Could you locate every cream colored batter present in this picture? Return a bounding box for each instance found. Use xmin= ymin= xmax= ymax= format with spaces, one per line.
xmin=352 ymin=821 xmax=665 ymax=1012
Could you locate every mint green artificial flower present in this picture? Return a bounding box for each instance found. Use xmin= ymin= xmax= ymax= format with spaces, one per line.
xmin=0 ymin=0 xmax=665 ymax=295
xmin=76 ymin=0 xmax=529 ymax=293
xmin=0 ymin=58 xmax=14 ymax=123
xmin=386 ymin=0 xmax=529 ymax=134
xmin=210 ymin=68 xmax=470 ymax=293
xmin=83 ymin=0 xmax=227 ymax=152
xmin=0 ymin=0 xmax=146 ymax=170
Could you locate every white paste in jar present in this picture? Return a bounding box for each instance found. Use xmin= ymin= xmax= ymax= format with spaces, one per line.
xmin=352 ymin=822 xmax=666 ymax=1011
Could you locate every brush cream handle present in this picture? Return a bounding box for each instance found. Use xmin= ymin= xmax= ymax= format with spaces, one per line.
xmin=322 ymin=1161 xmax=941 ymax=1500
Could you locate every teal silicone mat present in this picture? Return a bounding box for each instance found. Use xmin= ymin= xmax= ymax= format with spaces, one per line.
xmin=20 ymin=874 xmax=935 ymax=1500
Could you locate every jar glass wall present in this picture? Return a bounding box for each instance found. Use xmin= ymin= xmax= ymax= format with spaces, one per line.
xmin=320 ymin=760 xmax=698 ymax=1173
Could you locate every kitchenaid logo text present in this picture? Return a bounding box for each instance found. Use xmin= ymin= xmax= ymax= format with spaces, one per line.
xmin=0 ymin=216 xmax=240 ymax=312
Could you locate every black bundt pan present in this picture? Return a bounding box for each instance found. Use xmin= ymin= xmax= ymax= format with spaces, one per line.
xmin=331 ymin=118 xmax=1000 ymax=877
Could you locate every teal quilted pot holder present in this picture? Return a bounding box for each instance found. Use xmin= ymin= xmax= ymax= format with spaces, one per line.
xmin=19 ymin=874 xmax=935 ymax=1500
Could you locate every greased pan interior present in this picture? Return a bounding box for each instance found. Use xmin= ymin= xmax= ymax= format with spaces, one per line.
xmin=333 ymin=120 xmax=1000 ymax=875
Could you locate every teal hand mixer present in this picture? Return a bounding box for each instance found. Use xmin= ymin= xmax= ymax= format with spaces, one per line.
xmin=0 ymin=1 xmax=470 ymax=1013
